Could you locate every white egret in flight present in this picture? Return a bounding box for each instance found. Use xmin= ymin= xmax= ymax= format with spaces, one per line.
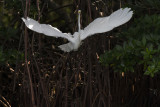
xmin=22 ymin=8 xmax=133 ymax=52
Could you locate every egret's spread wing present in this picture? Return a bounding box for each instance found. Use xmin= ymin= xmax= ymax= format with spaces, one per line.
xmin=80 ymin=8 xmax=133 ymax=40
xmin=22 ymin=17 xmax=73 ymax=42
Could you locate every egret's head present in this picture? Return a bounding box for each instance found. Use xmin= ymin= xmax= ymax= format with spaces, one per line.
xmin=78 ymin=10 xmax=81 ymax=14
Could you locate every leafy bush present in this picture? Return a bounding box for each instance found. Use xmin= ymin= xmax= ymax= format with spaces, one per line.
xmin=0 ymin=46 xmax=24 ymax=65
xmin=100 ymin=15 xmax=160 ymax=77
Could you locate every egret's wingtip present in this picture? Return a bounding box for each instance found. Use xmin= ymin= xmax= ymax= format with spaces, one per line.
xmin=21 ymin=17 xmax=25 ymax=22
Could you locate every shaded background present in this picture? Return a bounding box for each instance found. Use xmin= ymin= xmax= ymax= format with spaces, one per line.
xmin=0 ymin=0 xmax=160 ymax=107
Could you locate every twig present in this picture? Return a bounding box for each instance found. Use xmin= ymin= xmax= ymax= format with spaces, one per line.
xmin=24 ymin=0 xmax=36 ymax=107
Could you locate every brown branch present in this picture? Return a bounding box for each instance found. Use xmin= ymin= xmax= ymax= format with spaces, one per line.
xmin=24 ymin=0 xmax=36 ymax=107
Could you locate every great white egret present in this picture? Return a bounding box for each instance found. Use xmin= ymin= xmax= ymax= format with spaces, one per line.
xmin=22 ymin=8 xmax=133 ymax=52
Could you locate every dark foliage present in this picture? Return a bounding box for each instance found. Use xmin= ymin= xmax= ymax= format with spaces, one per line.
xmin=0 ymin=0 xmax=160 ymax=107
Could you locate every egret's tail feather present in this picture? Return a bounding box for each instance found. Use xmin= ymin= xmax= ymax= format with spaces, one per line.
xmin=58 ymin=42 xmax=73 ymax=52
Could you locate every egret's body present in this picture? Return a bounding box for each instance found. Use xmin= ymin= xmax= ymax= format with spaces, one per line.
xmin=22 ymin=8 xmax=133 ymax=52
xmin=58 ymin=32 xmax=81 ymax=52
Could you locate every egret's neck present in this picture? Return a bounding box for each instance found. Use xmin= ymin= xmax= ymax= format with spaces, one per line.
xmin=78 ymin=10 xmax=81 ymax=33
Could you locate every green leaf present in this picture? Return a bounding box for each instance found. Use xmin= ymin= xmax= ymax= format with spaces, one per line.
xmin=115 ymin=45 xmax=122 ymax=51
xmin=142 ymin=36 xmax=146 ymax=46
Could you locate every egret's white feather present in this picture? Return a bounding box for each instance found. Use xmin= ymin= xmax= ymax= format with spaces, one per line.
xmin=22 ymin=17 xmax=73 ymax=42
xmin=22 ymin=8 xmax=133 ymax=52
xmin=80 ymin=8 xmax=133 ymax=40
xmin=58 ymin=42 xmax=74 ymax=52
